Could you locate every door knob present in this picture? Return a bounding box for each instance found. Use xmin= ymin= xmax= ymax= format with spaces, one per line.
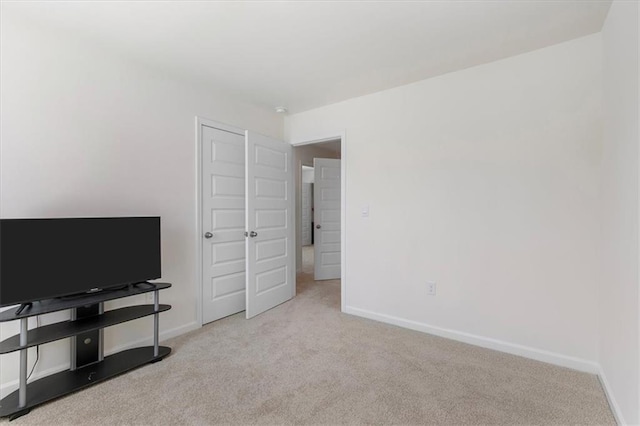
xmin=249 ymin=231 xmax=258 ymax=238
xmin=204 ymin=232 xmax=213 ymax=239
xmin=316 ymin=224 xmax=321 ymax=229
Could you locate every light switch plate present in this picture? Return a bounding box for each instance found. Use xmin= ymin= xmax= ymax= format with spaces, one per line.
xmin=427 ymin=281 xmax=436 ymax=296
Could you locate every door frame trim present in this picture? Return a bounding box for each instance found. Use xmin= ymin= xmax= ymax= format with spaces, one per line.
xmin=290 ymin=132 xmax=347 ymax=312
xmin=195 ymin=116 xmax=245 ymax=327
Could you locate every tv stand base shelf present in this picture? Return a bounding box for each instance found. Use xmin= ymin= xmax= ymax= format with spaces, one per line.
xmin=0 ymin=282 xmax=172 ymax=420
xmin=0 ymin=346 xmax=171 ymax=419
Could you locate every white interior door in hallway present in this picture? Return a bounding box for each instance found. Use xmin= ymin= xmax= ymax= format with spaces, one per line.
xmin=245 ymin=131 xmax=295 ymax=318
xmin=314 ymin=158 xmax=341 ymax=280
xmin=201 ymin=125 xmax=247 ymax=324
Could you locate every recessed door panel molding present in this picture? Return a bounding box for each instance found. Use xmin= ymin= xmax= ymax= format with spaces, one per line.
xmin=314 ymin=158 xmax=341 ymax=280
xmin=212 ymin=140 xmax=244 ymax=165
xmin=255 ymin=266 xmax=287 ymax=295
xmin=321 ymin=166 xmax=340 ymax=180
xmin=255 ymin=210 xmax=287 ymax=230
xmin=255 ymin=238 xmax=287 ymax=263
xmin=255 ymin=145 xmax=288 ymax=171
xmin=211 ymin=209 xmax=245 ymax=231
xmin=245 ymin=131 xmax=294 ymax=319
xmin=202 ymin=125 xmax=247 ymax=324
xmin=321 ymin=252 xmax=341 ymax=266
xmin=320 ymin=187 xmax=340 ymax=201
xmin=212 ymin=272 xmax=246 ymax=299
xmin=211 ymin=241 xmax=246 ymax=266
xmin=321 ymin=230 xmax=341 ymax=244
xmin=320 ymin=209 xmax=340 ymax=223
xmin=255 ymin=178 xmax=287 ymax=199
xmin=322 ymin=243 xmax=341 ymax=253
xmin=212 ymin=175 xmax=245 ymax=198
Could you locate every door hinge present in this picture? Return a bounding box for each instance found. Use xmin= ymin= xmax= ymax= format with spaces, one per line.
xmin=244 ymin=231 xmax=248 ymax=238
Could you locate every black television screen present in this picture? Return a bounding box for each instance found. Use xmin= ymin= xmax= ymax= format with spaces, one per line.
xmin=0 ymin=217 xmax=161 ymax=307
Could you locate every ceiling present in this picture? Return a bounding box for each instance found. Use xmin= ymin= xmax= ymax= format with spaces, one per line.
xmin=2 ymin=1 xmax=611 ymax=114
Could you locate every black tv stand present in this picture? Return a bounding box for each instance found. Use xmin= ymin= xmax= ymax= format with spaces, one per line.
xmin=0 ymin=282 xmax=172 ymax=420
xmin=14 ymin=303 xmax=32 ymax=316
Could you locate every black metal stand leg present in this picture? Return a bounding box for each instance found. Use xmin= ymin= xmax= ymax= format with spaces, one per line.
xmin=153 ymin=290 xmax=159 ymax=357
xmin=18 ymin=318 xmax=27 ymax=408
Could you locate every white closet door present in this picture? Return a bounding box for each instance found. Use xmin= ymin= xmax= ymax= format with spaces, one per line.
xmin=245 ymin=131 xmax=294 ymax=319
xmin=201 ymin=125 xmax=246 ymax=324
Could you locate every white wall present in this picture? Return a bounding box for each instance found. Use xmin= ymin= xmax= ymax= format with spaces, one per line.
xmin=0 ymin=14 xmax=282 ymax=391
xmin=286 ymin=34 xmax=602 ymax=369
xmin=600 ymin=1 xmax=640 ymax=424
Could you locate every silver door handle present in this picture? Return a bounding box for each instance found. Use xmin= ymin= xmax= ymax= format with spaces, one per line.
xmin=316 ymin=224 xmax=321 ymax=229
xmin=204 ymin=232 xmax=213 ymax=239
xmin=249 ymin=231 xmax=258 ymax=238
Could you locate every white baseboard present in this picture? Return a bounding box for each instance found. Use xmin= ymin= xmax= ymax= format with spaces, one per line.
xmin=0 ymin=321 xmax=200 ymax=397
xmin=598 ymin=366 xmax=626 ymax=425
xmin=344 ymin=306 xmax=600 ymax=374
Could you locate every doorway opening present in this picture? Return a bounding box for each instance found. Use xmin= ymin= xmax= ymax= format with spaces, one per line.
xmin=292 ymin=137 xmax=344 ymax=311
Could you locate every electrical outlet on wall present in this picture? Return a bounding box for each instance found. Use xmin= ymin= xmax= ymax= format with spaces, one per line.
xmin=427 ymin=281 xmax=436 ymax=296
xmin=145 ymin=292 xmax=154 ymax=304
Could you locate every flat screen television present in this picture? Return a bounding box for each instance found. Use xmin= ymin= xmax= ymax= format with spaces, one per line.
xmin=0 ymin=217 xmax=161 ymax=307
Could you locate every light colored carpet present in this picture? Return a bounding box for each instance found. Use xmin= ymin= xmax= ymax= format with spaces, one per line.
xmin=3 ymin=246 xmax=615 ymax=425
